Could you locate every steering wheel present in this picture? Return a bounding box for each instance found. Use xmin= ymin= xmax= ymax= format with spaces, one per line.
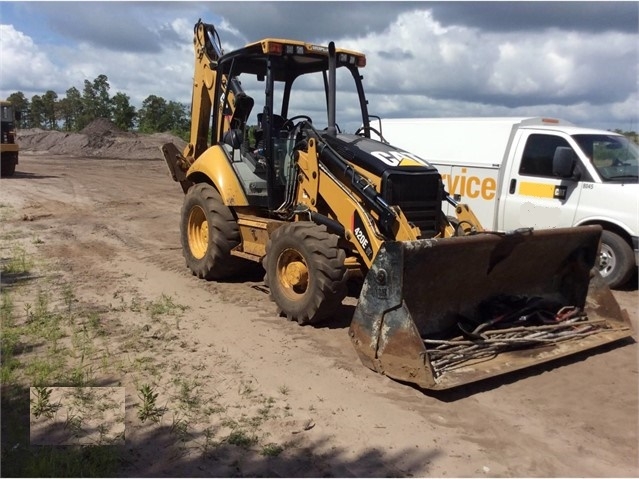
xmin=611 ymin=157 xmax=629 ymax=167
xmin=282 ymin=115 xmax=312 ymax=131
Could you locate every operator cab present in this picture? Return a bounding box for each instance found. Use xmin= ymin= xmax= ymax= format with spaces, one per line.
xmin=212 ymin=39 xmax=370 ymax=210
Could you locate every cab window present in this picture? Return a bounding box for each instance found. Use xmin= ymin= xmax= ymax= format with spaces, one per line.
xmin=519 ymin=134 xmax=572 ymax=177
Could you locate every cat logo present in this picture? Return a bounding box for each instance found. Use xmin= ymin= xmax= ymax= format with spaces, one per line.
xmin=554 ymin=186 xmax=567 ymax=200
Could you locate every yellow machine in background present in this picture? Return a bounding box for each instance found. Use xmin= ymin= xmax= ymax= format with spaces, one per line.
xmin=161 ymin=20 xmax=632 ymax=390
xmin=1 ymin=100 xmax=19 ymax=177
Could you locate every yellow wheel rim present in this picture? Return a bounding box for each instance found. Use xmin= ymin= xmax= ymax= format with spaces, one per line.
xmin=277 ymin=249 xmax=309 ymax=299
xmin=188 ymin=205 xmax=209 ymax=260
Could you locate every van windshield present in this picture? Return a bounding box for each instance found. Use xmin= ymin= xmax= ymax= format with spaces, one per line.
xmin=572 ymin=134 xmax=639 ymax=182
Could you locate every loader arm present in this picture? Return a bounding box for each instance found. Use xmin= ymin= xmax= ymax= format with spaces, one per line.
xmin=294 ymin=134 xmax=421 ymax=269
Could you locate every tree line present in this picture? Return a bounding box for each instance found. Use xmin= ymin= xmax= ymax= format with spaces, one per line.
xmin=5 ymin=74 xmax=190 ymax=140
xmin=5 ymin=75 xmax=638 ymax=145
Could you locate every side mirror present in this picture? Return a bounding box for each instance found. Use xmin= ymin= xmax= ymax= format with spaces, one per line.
xmin=553 ymin=146 xmax=577 ymax=178
xmin=15 ymin=111 xmax=21 ymax=122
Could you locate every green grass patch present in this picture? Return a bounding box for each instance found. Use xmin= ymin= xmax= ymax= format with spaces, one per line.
xmin=146 ymin=294 xmax=188 ymax=319
xmin=226 ymin=429 xmax=258 ymax=448
xmin=2 ymin=245 xmax=34 ymax=275
xmin=261 ymin=443 xmax=284 ymax=457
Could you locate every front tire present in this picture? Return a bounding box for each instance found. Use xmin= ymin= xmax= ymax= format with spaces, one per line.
xmin=1 ymin=156 xmax=17 ymax=177
xmin=264 ymin=222 xmax=347 ymax=325
xmin=598 ymin=230 xmax=635 ymax=289
xmin=180 ymin=183 xmax=247 ymax=280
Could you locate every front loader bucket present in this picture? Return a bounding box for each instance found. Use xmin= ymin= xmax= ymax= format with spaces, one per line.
xmin=349 ymin=226 xmax=633 ymax=390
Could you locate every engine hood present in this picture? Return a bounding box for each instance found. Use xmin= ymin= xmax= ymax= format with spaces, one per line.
xmin=321 ymin=133 xmax=437 ymax=177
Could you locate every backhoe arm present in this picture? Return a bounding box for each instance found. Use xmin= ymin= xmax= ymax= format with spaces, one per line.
xmin=184 ymin=20 xmax=223 ymax=161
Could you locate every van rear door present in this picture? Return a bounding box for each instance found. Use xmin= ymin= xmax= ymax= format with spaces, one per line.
xmin=501 ymin=131 xmax=583 ymax=231
xmin=433 ymin=161 xmax=500 ymax=229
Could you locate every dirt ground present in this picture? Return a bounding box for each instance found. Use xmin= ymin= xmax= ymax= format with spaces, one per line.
xmin=1 ymin=130 xmax=638 ymax=476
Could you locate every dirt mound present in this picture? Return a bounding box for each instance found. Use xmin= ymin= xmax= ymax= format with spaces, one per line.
xmin=80 ymin=118 xmax=126 ymax=136
xmin=17 ymin=121 xmax=187 ymax=161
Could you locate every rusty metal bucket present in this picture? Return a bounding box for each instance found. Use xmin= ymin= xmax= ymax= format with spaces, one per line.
xmin=349 ymin=225 xmax=633 ymax=390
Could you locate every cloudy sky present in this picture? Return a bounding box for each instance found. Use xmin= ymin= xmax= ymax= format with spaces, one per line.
xmin=1 ymin=1 xmax=637 ymax=132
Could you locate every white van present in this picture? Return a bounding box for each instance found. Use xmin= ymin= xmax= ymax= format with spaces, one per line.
xmin=369 ymin=117 xmax=639 ymax=288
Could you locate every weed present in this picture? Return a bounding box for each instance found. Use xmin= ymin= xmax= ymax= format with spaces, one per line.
xmin=96 ymin=423 xmax=110 ymax=444
xmin=221 ymin=417 xmax=239 ymax=429
xmin=192 ymin=361 xmax=207 ymax=372
xmin=278 ymin=384 xmax=290 ymax=395
xmin=239 ymin=380 xmax=255 ymax=397
xmin=86 ymin=312 xmax=105 ymax=336
xmin=200 ymin=426 xmax=217 ymax=457
xmin=31 ymin=386 xmax=60 ymax=419
xmin=3 ymin=245 xmax=33 ymax=274
xmin=70 ymin=386 xmax=96 ymax=406
xmin=226 ymin=429 xmax=258 ymax=448
xmin=137 ymin=384 xmax=165 ymax=423
xmin=132 ymin=356 xmax=161 ymax=377
xmin=130 ymin=296 xmax=142 ymax=313
xmin=176 ymin=379 xmax=200 ymax=411
xmin=146 ymin=294 xmax=188 ymax=319
xmin=26 ymin=357 xmax=65 ymax=386
xmin=61 ymin=283 xmax=75 ymax=320
xmin=26 ymin=290 xmax=64 ymax=345
xmin=257 ymin=396 xmax=276 ymax=421
xmin=1 ymin=343 xmax=20 ymax=383
xmin=63 ymin=410 xmax=84 ymax=437
xmin=34 ymin=289 xmax=51 ymax=320
xmin=170 ymin=414 xmax=190 ymax=442
xmin=261 ymin=443 xmax=284 ymax=457
xmin=1 ymin=291 xmax=14 ymax=324
xmin=205 ymin=404 xmax=226 ymax=415
xmin=1 ymin=292 xmax=20 ymax=383
xmin=66 ymin=364 xmax=94 ymax=387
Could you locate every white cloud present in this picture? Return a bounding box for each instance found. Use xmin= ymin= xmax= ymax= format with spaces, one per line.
xmin=0 ymin=24 xmax=63 ymax=92
xmin=1 ymin=3 xmax=637 ymax=133
xmin=0 ymin=20 xmax=195 ymax=107
xmin=333 ymin=9 xmax=637 ymax=129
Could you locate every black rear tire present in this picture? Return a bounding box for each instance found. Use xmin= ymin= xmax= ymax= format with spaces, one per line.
xmin=598 ymin=230 xmax=635 ymax=289
xmin=180 ymin=183 xmax=248 ymax=280
xmin=264 ymin=222 xmax=347 ymax=325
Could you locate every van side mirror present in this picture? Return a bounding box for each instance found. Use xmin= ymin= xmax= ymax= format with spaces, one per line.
xmin=553 ymin=147 xmax=577 ymax=178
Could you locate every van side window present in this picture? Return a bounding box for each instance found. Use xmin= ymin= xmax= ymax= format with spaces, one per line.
xmin=519 ymin=134 xmax=572 ymax=177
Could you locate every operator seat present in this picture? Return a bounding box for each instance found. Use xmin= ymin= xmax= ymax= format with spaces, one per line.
xmin=232 ymin=92 xmax=254 ymax=127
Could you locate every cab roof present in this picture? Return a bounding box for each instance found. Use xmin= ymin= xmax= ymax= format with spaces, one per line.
xmin=217 ymin=38 xmax=366 ymax=81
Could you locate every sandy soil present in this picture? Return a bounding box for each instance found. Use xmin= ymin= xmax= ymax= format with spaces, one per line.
xmin=1 ymin=148 xmax=637 ymax=477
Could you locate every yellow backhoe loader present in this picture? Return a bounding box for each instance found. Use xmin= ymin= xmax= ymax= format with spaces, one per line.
xmin=161 ymin=20 xmax=633 ymax=390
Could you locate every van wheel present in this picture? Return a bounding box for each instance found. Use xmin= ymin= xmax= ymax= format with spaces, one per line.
xmin=264 ymin=222 xmax=347 ymax=325
xmin=598 ymin=230 xmax=635 ymax=289
xmin=180 ymin=183 xmax=248 ymax=280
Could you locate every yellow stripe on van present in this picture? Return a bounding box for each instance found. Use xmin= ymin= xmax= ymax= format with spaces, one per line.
xmin=519 ymin=182 xmax=556 ymax=198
